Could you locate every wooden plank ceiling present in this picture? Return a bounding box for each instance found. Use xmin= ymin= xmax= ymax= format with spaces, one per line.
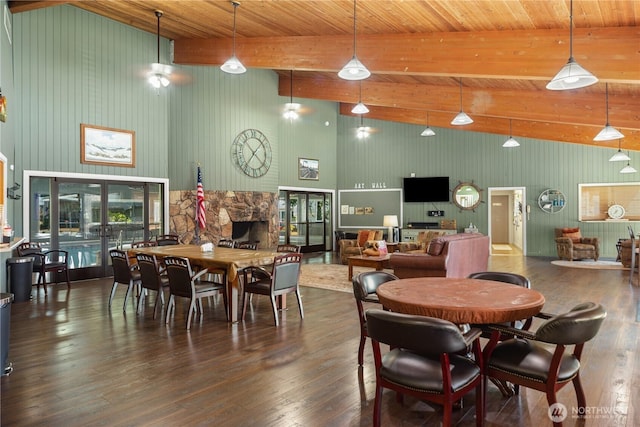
xmin=11 ymin=0 xmax=640 ymax=150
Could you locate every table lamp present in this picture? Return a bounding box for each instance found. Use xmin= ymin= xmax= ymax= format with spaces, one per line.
xmin=383 ymin=215 xmax=399 ymax=243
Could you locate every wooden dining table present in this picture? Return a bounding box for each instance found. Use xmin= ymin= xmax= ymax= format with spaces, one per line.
xmin=129 ymin=244 xmax=278 ymax=322
xmin=376 ymin=276 xmax=546 ymax=325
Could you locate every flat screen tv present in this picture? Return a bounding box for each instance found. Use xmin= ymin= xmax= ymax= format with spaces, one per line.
xmin=403 ymin=177 xmax=450 ymax=203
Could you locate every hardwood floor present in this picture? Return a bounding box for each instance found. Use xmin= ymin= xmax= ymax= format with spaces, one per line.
xmin=1 ymin=253 xmax=638 ymax=426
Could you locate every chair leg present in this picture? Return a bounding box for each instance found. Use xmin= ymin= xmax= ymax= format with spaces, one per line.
xmin=373 ymin=384 xmax=383 ymax=427
xmin=165 ymin=296 xmax=175 ymax=324
xmin=572 ymin=373 xmax=587 ymax=413
xmin=123 ymin=282 xmax=133 ymax=312
xmin=137 ymin=288 xmax=145 ymax=314
xmin=270 ymin=295 xmax=279 ymax=326
xmin=475 ymin=381 xmax=483 ymax=427
xmin=64 ymin=268 xmax=71 ymax=289
xmin=108 ymin=282 xmax=118 ymax=309
xmin=295 ymin=289 xmax=304 ymax=319
xmin=358 ymin=335 xmax=366 ymax=366
xmin=241 ymin=292 xmax=248 ymax=321
xmin=186 ymin=299 xmax=197 ymax=329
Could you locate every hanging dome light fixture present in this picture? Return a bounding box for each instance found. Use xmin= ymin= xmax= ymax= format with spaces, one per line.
xmin=338 ymin=0 xmax=370 ymax=81
xmin=420 ymin=112 xmax=435 ymax=137
xmin=546 ymin=0 xmax=598 ymax=90
xmin=351 ymin=81 xmax=369 ymax=114
xmin=594 ymin=83 xmax=624 ymax=141
xmin=609 ymin=139 xmax=631 ymax=162
xmin=451 ymin=78 xmax=473 ymax=125
xmin=502 ymin=119 xmax=520 ymax=148
xmin=221 ymin=1 xmax=247 ymax=75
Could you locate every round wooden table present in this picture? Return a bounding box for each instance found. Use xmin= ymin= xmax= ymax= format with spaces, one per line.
xmin=376 ymin=277 xmax=545 ymax=325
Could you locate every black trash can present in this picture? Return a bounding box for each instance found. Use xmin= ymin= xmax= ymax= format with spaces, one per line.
xmin=6 ymin=257 xmax=34 ymax=303
xmin=0 ymin=293 xmax=12 ymax=376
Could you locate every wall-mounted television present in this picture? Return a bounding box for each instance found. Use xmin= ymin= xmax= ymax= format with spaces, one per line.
xmin=403 ymin=177 xmax=450 ymax=203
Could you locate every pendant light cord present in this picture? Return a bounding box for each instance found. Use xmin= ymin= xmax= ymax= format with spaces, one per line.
xmin=352 ymin=0 xmax=357 ymax=54
xmin=290 ymin=69 xmax=294 ymax=103
xmin=605 ymin=82 xmax=609 ymax=123
xmin=459 ymin=78 xmax=463 ymax=110
xmin=232 ymin=1 xmax=239 ymax=55
xmin=569 ymin=0 xmax=574 ymax=58
xmin=509 ymin=119 xmax=513 ymax=137
xmin=155 ymin=10 xmax=162 ymax=63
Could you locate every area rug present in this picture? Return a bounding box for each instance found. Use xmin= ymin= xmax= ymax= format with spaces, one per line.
xmin=551 ymin=260 xmax=627 ymax=270
xmin=299 ymin=263 xmax=392 ymax=293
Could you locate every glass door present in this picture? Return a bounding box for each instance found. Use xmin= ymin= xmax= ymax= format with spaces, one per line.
xmin=279 ymin=190 xmax=332 ymax=252
xmin=29 ymin=177 xmax=164 ymax=281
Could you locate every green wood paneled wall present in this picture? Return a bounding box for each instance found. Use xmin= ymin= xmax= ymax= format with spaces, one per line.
xmin=337 ymin=116 xmax=639 ymax=258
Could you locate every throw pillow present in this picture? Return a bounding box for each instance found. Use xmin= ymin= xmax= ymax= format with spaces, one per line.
xmin=561 ymin=227 xmax=582 ymax=243
xmin=427 ymin=238 xmax=446 ymax=256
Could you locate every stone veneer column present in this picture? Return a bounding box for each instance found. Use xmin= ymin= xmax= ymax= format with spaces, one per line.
xmin=168 ymin=190 xmax=279 ymax=247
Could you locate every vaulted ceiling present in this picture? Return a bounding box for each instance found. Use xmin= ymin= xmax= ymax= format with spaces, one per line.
xmin=11 ymin=1 xmax=640 ymax=150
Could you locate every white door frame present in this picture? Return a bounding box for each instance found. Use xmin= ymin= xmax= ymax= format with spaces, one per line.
xmin=487 ymin=186 xmax=527 ymax=256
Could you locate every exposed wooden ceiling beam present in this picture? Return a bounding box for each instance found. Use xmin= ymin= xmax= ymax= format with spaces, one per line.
xmin=174 ymin=27 xmax=640 ymax=83
xmin=8 ymin=1 xmax=70 ymax=13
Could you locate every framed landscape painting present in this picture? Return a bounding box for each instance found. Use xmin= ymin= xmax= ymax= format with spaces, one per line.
xmin=81 ymin=124 xmax=135 ymax=167
xmin=298 ymin=157 xmax=319 ymax=180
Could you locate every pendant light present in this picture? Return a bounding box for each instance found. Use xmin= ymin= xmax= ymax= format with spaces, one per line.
xmin=357 ymin=116 xmax=370 ymax=139
xmin=148 ymin=10 xmax=171 ymax=89
xmin=546 ymin=0 xmax=598 ymax=90
xmin=420 ymin=112 xmax=435 ymax=137
xmin=351 ymin=81 xmax=369 ymax=114
xmin=451 ymin=78 xmax=473 ymax=125
xmin=221 ymin=1 xmax=246 ymax=74
xmin=283 ymin=70 xmax=301 ymax=121
xmin=338 ymin=0 xmax=370 ymax=81
xmin=594 ymin=83 xmax=624 ymax=141
xmin=610 ymin=140 xmax=631 ymax=162
xmin=502 ymin=119 xmax=520 ymax=148
xmin=620 ymin=155 xmax=636 ymax=174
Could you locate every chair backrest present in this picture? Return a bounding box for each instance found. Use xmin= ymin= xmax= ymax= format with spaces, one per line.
xmin=535 ymin=302 xmax=606 ymax=345
xmin=366 ymin=309 xmax=470 ymax=355
xmin=136 ymin=253 xmax=163 ymax=291
xmin=163 ymin=256 xmax=195 ymax=298
xmin=237 ymin=242 xmax=258 ymax=250
xmin=132 ymin=240 xmax=157 ymax=249
xmin=156 ymin=234 xmax=180 ymax=246
xmin=272 ymin=253 xmax=302 ymax=292
xmin=352 ymin=271 xmax=398 ymax=301
xmin=17 ymin=242 xmax=42 ymax=257
xmin=110 ymin=249 xmax=134 ymax=283
xmin=276 ymin=244 xmax=301 ymax=253
xmin=468 ymin=271 xmax=531 ymax=289
xmin=217 ymin=239 xmax=236 ymax=248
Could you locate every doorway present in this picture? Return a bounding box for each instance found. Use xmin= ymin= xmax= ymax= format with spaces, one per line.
xmin=487 ymin=187 xmax=526 ymax=256
xmin=25 ymin=172 xmax=168 ymax=280
xmin=278 ymin=189 xmax=333 ymax=253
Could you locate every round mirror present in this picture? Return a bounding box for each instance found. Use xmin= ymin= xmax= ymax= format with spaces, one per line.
xmin=452 ymin=182 xmax=482 ymax=211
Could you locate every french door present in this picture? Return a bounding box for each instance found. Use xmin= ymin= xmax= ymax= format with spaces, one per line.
xmin=28 ymin=176 xmax=165 ymax=280
xmin=279 ymin=190 xmax=332 ymax=252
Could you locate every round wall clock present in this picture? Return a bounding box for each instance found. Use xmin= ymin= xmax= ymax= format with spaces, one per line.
xmin=607 ymin=204 xmax=625 ymax=220
xmin=231 ymin=129 xmax=272 ymax=178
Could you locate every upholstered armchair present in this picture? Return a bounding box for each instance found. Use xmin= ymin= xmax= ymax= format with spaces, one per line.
xmin=339 ymin=230 xmax=383 ymax=264
xmin=554 ymin=227 xmax=599 ymax=261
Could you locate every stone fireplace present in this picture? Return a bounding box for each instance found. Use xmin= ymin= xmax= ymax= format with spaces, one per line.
xmin=168 ymin=190 xmax=279 ymax=248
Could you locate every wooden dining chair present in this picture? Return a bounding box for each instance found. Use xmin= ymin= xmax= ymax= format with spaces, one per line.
xmin=156 ymin=234 xmax=180 ymax=246
xmin=163 ymin=256 xmax=228 ymax=329
xmin=484 ymin=302 xmax=606 ymax=427
xmin=109 ymin=249 xmax=142 ymax=312
xmin=241 ymin=253 xmax=303 ymax=326
xmin=131 ymin=240 xmax=157 ymax=249
xmin=17 ymin=242 xmax=71 ymax=295
xmin=352 ymin=271 xmax=398 ymax=366
xmin=276 ymin=244 xmax=301 ymax=253
xmin=135 ymin=253 xmax=169 ymax=319
xmin=237 ymin=242 xmax=258 ymax=250
xmin=217 ymin=239 xmax=236 ymax=249
xmin=366 ymin=309 xmax=484 ymax=427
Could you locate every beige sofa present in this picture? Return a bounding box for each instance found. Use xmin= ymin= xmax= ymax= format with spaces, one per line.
xmin=390 ymin=233 xmax=490 ymax=278
xmin=397 ymin=230 xmax=449 ymax=253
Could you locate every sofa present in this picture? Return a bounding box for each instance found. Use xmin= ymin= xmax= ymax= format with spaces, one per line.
xmin=339 ymin=229 xmax=383 ymax=264
xmin=389 ymin=233 xmax=490 ymax=278
xmin=554 ymin=227 xmax=599 ymax=261
xmin=397 ymin=230 xmax=449 ymax=253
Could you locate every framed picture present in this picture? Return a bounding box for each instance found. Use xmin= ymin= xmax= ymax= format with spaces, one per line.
xmin=81 ymin=124 xmax=135 ymax=167
xmin=298 ymin=157 xmax=319 ymax=180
